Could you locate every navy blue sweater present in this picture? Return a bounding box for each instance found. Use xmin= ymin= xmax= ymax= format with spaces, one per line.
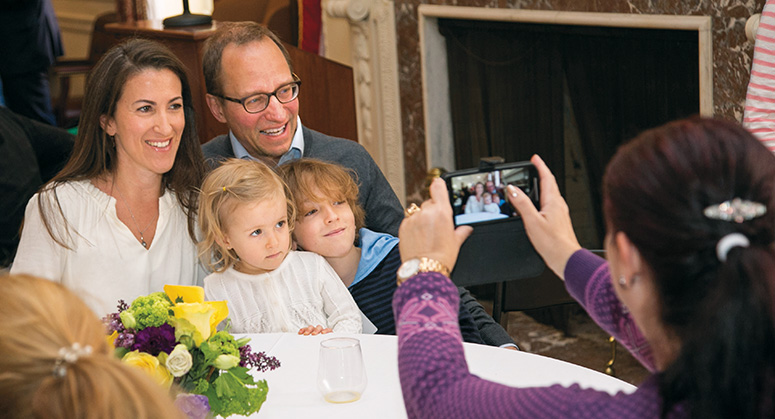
xmin=350 ymin=246 xmax=483 ymax=344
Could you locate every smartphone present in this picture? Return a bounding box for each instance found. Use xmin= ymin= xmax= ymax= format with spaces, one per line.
xmin=442 ymin=161 xmax=539 ymax=227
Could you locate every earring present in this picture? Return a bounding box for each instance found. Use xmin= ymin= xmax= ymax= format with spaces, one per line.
xmin=618 ymin=275 xmax=627 ymax=288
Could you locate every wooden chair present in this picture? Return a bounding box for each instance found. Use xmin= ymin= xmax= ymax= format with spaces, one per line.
xmin=51 ymin=12 xmax=119 ymax=128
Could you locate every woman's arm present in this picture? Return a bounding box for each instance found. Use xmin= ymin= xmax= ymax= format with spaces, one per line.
xmin=563 ymin=250 xmax=656 ymax=372
xmin=394 ymin=272 xmax=651 ymax=419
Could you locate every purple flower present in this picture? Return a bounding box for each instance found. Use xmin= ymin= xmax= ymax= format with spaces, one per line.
xmin=132 ymin=323 xmax=176 ymax=355
xmin=175 ymin=393 xmax=210 ymax=419
xmin=103 ymin=301 xmax=135 ymax=349
xmin=239 ymin=344 xmax=281 ymax=372
xmin=115 ymin=331 xmax=135 ymax=349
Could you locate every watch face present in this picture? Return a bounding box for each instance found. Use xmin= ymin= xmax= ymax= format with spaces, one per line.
xmin=398 ymin=258 xmax=421 ymax=279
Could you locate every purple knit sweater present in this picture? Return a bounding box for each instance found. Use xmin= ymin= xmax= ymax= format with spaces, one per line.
xmin=393 ymin=249 xmax=687 ymax=418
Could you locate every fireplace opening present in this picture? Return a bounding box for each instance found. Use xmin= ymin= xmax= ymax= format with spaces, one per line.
xmin=438 ymin=19 xmax=700 ymax=248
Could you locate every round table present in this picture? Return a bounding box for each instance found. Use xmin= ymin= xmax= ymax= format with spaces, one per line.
xmin=237 ymin=333 xmax=636 ymax=418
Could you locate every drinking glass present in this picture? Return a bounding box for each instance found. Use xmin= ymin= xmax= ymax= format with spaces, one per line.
xmin=317 ymin=337 xmax=367 ymax=403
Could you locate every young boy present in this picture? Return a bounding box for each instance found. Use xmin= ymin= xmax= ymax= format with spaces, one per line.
xmin=279 ymin=158 xmax=484 ymax=342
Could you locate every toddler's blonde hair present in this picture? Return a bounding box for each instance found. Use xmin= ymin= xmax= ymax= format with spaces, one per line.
xmin=198 ymin=159 xmax=296 ymax=272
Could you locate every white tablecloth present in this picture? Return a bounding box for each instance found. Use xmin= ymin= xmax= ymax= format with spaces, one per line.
xmin=235 ymin=333 xmax=636 ymax=418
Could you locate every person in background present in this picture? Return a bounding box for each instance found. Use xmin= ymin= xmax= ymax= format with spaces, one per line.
xmin=198 ymin=159 xmax=361 ymax=335
xmin=280 ymin=158 xmax=484 ymax=343
xmin=0 ymin=106 xmax=74 ymax=267
xmin=393 ymin=117 xmax=775 ymax=418
xmin=11 ymin=39 xmax=207 ymax=316
xmin=743 ymin=0 xmax=775 ymax=151
xmin=0 ymin=0 xmax=63 ymax=125
xmin=0 ymin=273 xmax=186 ymax=419
xmin=485 ymin=180 xmax=501 ymax=204
xmin=200 ymin=21 xmax=515 ymax=347
xmin=464 ymin=182 xmax=485 ymax=214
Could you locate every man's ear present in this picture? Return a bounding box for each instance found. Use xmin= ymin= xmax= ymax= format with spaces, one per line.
xmin=614 ymin=231 xmax=642 ymax=281
xmin=100 ymin=114 xmax=116 ymax=136
xmin=206 ymin=94 xmax=228 ymax=124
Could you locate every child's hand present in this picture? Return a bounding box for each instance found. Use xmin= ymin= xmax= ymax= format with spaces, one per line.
xmin=298 ymin=325 xmax=333 ymax=335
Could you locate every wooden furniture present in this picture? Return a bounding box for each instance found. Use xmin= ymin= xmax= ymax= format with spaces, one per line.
xmin=104 ymin=20 xmax=357 ymax=144
xmin=51 ymin=12 xmax=119 ymax=128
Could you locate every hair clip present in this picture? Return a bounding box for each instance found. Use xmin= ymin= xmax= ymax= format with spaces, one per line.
xmin=703 ymin=198 xmax=767 ymax=223
xmin=52 ymin=343 xmax=93 ymax=378
xmin=716 ymin=232 xmax=750 ymax=262
xmin=222 ymin=186 xmax=227 ymax=192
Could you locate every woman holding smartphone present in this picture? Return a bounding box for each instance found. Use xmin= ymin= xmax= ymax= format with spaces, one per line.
xmin=394 ymin=117 xmax=775 ymax=418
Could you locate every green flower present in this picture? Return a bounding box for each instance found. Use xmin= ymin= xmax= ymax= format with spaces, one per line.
xmin=213 ymin=354 xmax=240 ymax=370
xmin=126 ymin=292 xmax=173 ymax=330
xmin=119 ymin=311 xmax=136 ymax=330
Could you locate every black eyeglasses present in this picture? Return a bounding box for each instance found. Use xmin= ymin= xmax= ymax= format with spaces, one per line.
xmin=212 ymin=77 xmax=301 ymax=114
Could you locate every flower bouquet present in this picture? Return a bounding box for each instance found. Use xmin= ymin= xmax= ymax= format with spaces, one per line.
xmin=104 ymin=285 xmax=280 ymax=418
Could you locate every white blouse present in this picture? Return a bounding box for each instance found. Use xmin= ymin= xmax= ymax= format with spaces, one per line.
xmin=204 ymin=251 xmax=362 ymax=334
xmin=11 ymin=180 xmax=203 ymax=316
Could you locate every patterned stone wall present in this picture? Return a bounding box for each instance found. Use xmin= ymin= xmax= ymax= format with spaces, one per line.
xmin=396 ymin=0 xmax=766 ymax=198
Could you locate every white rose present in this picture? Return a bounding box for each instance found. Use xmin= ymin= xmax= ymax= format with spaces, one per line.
xmin=166 ymin=344 xmax=193 ymax=377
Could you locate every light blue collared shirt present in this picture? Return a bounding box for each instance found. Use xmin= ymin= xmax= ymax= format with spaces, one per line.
xmin=228 ymin=116 xmax=305 ymax=164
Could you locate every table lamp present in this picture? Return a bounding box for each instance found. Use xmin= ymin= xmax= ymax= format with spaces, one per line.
xmin=163 ymin=0 xmax=212 ymax=27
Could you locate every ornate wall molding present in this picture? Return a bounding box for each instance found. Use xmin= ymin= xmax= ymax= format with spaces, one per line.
xmin=325 ymin=0 xmax=406 ymax=204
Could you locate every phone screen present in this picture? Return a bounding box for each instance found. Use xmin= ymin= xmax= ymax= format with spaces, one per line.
xmin=443 ymin=162 xmax=539 ymax=227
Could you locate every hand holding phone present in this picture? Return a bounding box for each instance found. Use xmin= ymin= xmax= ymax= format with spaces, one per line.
xmin=440 ymin=160 xmax=546 ymax=286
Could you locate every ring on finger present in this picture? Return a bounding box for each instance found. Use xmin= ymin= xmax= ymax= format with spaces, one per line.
xmin=404 ymin=203 xmax=421 ymax=217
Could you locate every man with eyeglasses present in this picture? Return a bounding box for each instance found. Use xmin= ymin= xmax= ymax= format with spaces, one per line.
xmin=201 ymin=21 xmax=403 ymax=236
xmin=200 ymin=22 xmax=518 ymax=350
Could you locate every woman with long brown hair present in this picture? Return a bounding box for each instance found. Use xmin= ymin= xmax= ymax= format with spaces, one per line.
xmin=11 ymin=39 xmax=206 ymax=316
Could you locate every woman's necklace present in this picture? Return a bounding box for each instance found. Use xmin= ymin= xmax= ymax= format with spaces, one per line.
xmin=114 ymin=184 xmax=158 ymax=249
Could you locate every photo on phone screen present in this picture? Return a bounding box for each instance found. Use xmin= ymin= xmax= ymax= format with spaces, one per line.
xmin=443 ymin=162 xmax=539 ymax=227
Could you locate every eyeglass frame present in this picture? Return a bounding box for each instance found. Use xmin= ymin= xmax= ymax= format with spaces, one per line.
xmin=210 ymin=74 xmax=302 ymax=114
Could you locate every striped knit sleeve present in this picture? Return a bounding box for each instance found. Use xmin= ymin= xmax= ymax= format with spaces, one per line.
xmin=744 ymin=1 xmax=775 ymax=151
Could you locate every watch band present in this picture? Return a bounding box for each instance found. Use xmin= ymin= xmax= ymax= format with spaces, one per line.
xmin=396 ymin=257 xmax=451 ymax=286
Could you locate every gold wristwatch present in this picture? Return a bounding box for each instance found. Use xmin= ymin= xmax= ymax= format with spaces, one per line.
xmin=396 ymin=257 xmax=450 ymax=286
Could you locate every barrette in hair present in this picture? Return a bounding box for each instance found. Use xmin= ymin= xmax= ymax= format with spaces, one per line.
xmin=222 ymin=186 xmax=227 ymax=192
xmin=52 ymin=343 xmax=93 ymax=378
xmin=703 ymin=198 xmax=767 ymax=223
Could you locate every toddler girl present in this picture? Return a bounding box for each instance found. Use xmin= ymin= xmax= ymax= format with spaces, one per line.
xmin=198 ymin=159 xmax=361 ymax=334
xmin=482 ymin=192 xmax=500 ymax=213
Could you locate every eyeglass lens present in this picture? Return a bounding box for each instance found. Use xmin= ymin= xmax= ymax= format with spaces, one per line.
xmin=244 ymin=82 xmax=299 ymax=113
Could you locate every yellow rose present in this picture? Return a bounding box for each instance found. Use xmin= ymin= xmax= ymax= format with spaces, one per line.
xmin=122 ymin=350 xmax=172 ymax=388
